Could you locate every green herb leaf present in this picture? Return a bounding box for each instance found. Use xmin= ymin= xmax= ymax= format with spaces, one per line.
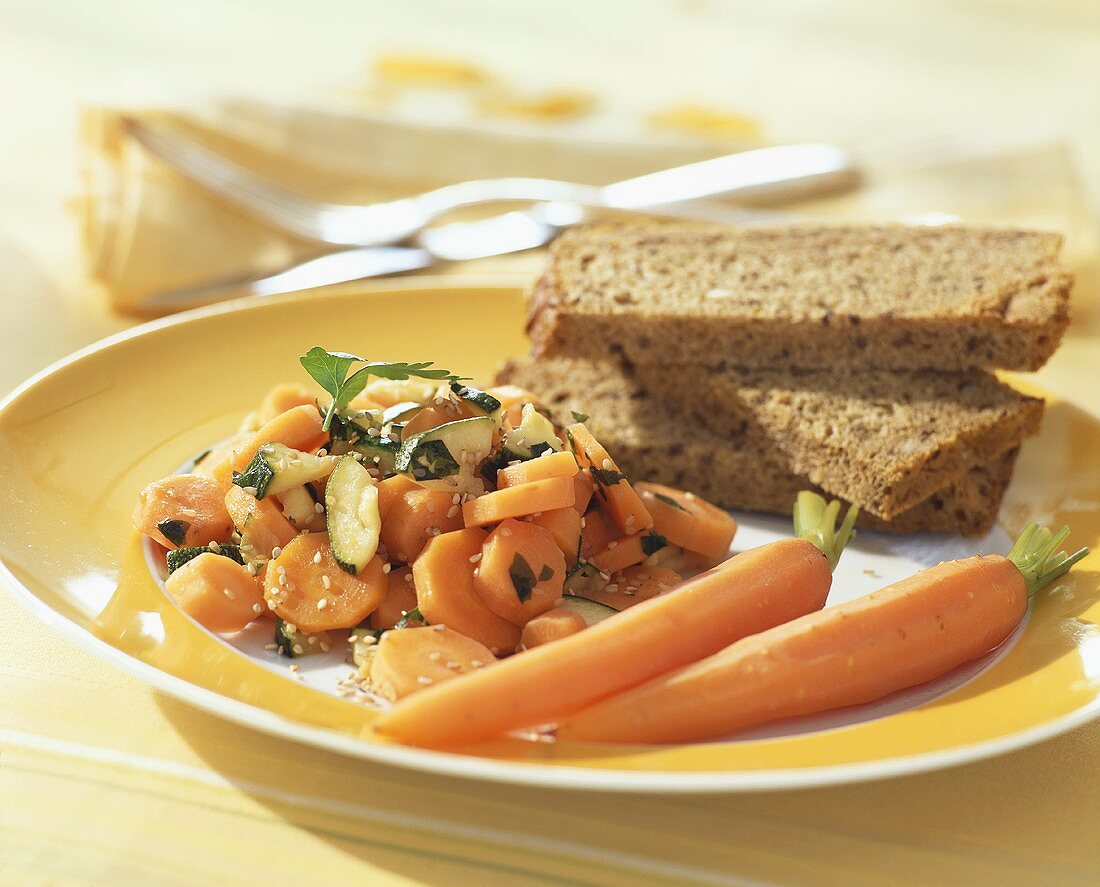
xmin=509 ymin=553 xmax=537 ymax=603
xmin=591 ymin=467 xmax=626 ymax=486
xmin=156 ymin=518 xmax=191 ymax=546
xmin=300 ymin=348 xmax=466 ymax=432
xmin=539 ymin=564 xmax=554 ymax=582
xmin=641 ymin=532 xmax=668 ymax=556
xmin=653 ymin=491 xmax=688 ymax=512
xmin=395 ymin=606 xmax=427 ymax=630
xmin=570 ymin=410 xmax=589 ymax=423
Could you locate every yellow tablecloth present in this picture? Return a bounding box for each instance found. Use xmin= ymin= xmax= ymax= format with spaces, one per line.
xmin=4 ymin=2 xmax=1100 ymax=884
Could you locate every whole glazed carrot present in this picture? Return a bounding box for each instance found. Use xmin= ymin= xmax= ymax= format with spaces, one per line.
xmin=374 ymin=493 xmax=858 ymax=748
xmin=558 ymin=522 xmax=1089 ymax=744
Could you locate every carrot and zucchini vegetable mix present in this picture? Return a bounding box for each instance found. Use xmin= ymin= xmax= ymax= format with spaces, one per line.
xmin=136 ymin=347 xmax=1085 ymax=749
xmin=133 ymin=347 xmax=736 ymax=692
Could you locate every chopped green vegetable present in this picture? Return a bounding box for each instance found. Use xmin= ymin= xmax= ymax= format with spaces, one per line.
xmin=570 ymin=411 xmax=589 ymax=423
xmin=792 ymin=491 xmax=858 ymax=572
xmin=395 ymin=606 xmax=427 ymax=630
xmin=1007 ymin=522 xmax=1090 ymax=596
xmin=299 ymin=346 xmax=465 ymax=432
xmin=510 ymin=553 xmax=537 ymax=603
xmin=274 ymin=618 xmax=333 ymax=658
xmin=450 ymin=382 xmax=502 ymax=416
xmin=564 ymin=561 xmax=607 ymax=597
xmin=591 ymin=467 xmax=626 ymax=486
xmin=166 ymin=544 xmax=244 ymax=574
xmin=156 ymin=519 xmax=190 ymax=546
xmin=641 ymin=532 xmax=668 ymax=557
xmin=653 ymin=491 xmax=688 ymax=512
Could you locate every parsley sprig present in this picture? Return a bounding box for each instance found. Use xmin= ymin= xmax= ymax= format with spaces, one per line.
xmin=300 ymin=347 xmax=466 ymax=432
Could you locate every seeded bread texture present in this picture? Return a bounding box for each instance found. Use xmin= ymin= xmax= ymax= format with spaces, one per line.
xmin=527 ymin=221 xmax=1072 ymax=372
xmin=497 ymin=357 xmax=1023 ymax=536
xmin=635 ymin=364 xmax=1041 ymax=520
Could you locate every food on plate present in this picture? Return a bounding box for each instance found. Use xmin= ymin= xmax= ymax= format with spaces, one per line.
xmin=134 ymin=347 xmax=740 ymax=704
xmin=557 ymin=522 xmax=1088 ymax=743
xmin=497 ymin=356 xmax=1027 ymax=536
xmin=373 ymin=492 xmax=856 ymax=748
xmin=526 ymin=221 xmax=1072 ymax=372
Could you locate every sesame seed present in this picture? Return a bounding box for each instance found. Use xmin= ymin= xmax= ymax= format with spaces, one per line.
xmin=416 ymin=676 xmax=434 ymax=686
xmin=242 ymin=486 xmax=258 ymax=497
xmin=433 ymin=624 xmax=446 ymax=632
xmin=429 ymin=651 xmax=443 ymax=662
xmin=445 ymin=660 xmax=460 ymax=670
xmin=222 ymin=587 xmax=235 ymax=599
xmin=313 ymin=550 xmax=322 ymax=564
xmin=451 ymin=494 xmax=461 ymax=505
xmin=382 ymin=563 xmax=392 ymax=574
xmin=292 ymin=644 xmax=303 ymax=654
xmin=601 ymin=458 xmax=613 ymax=470
xmin=471 ymin=659 xmax=485 ymax=668
xmin=247 ymin=563 xmax=259 ymax=576
xmin=468 ymin=552 xmax=482 ymax=563
xmin=318 ymin=598 xmax=329 ymax=610
xmin=308 ymin=635 xmax=318 ymax=645
xmin=252 ymin=603 xmax=263 ymax=614
xmin=426 ymin=500 xmax=437 ymax=514
xmin=314 ymin=502 xmax=325 ymax=513
xmin=267 ymin=599 xmax=277 ymax=610
xmin=264 ymin=643 xmax=277 ymax=651
xmin=446 ymin=505 xmax=459 ymax=518
xmin=271 ymin=546 xmax=282 ymax=559
xmin=316 ymin=448 xmax=327 ymax=457
xmin=321 ymin=575 xmax=332 ymax=589
xmin=607 ymin=541 xmax=618 ymax=549
xmin=320 ymin=642 xmax=331 ymax=652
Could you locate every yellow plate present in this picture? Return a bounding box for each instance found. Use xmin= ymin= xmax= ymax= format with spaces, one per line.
xmin=2 ymin=280 xmax=1099 ymax=792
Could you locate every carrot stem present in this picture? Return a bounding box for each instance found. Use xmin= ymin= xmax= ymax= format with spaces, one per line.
xmin=1006 ymin=522 xmax=1089 ymax=595
xmin=793 ymin=491 xmax=858 ymax=572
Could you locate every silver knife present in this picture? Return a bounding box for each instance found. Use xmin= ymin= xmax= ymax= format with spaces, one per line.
xmin=144 ymin=201 xmax=773 ymax=311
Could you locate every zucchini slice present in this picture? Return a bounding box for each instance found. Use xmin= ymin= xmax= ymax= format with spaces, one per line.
xmin=559 ymin=595 xmax=617 ymax=626
xmin=166 ymin=543 xmax=244 ymax=574
xmin=449 ymin=382 xmax=502 ymax=416
xmin=277 ymin=485 xmax=321 ymax=530
xmin=325 ymin=455 xmax=381 ymax=575
xmin=396 ymin=415 xmax=495 ymax=493
xmin=503 ymin=403 xmax=563 ymax=459
xmin=381 ymin=401 xmax=424 ymax=425
xmin=233 ymin=443 xmax=338 ymax=499
xmin=351 ymin=435 xmax=401 ymax=477
xmin=349 ymin=627 xmax=382 ymax=671
xmin=274 ymin=618 xmax=333 ymax=658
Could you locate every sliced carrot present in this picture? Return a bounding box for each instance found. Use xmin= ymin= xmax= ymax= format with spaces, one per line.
xmin=193 ymin=433 xmax=250 ymax=478
xmin=413 ymin=528 xmax=521 ymax=653
xmin=369 ymin=627 xmax=496 ymax=701
xmin=586 ymin=565 xmax=682 ymax=611
xmin=571 ymin=468 xmax=594 ymax=515
xmin=636 ymin=482 xmax=736 ymax=562
xmin=589 ymin=530 xmax=668 ymax=574
xmin=566 ymin=424 xmax=652 ymax=535
xmin=519 ymin=609 xmax=588 ymax=651
xmin=559 ymin=557 xmax=1026 ymax=743
xmin=462 ymin=476 xmax=575 ymax=528
xmin=258 ymin=384 xmax=317 ymax=423
xmin=531 ymin=508 xmax=582 ymax=563
xmin=380 ymin=488 xmax=465 ymax=564
xmin=473 ymin=518 xmax=566 ymax=626
xmin=164 ymin=553 xmax=265 ymax=633
xmin=133 ymin=474 xmax=234 ymax=550
xmin=225 ymin=404 xmax=328 ymax=478
xmin=376 ymin=537 xmax=832 ymax=747
xmin=497 ymin=451 xmax=579 ymax=488
xmin=376 ymin=474 xmax=420 ymax=521
xmin=264 ymin=532 xmax=385 ymax=631
xmin=369 ymin=566 xmax=418 ymax=630
xmin=224 ymin=485 xmax=297 ymax=561
xmin=579 ymin=510 xmax=615 ymax=560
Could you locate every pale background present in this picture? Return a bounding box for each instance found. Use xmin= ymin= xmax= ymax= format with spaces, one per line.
xmin=2 ymin=2 xmax=1100 ymax=885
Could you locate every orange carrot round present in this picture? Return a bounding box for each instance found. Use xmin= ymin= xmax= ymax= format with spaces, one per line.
xmin=134 ymin=474 xmax=234 ymax=550
xmin=559 ymin=522 xmax=1089 ymax=743
xmin=473 ymin=519 xmax=566 ymax=626
xmin=519 ymin=609 xmax=588 ymax=651
xmin=635 ymin=482 xmax=737 ymax=562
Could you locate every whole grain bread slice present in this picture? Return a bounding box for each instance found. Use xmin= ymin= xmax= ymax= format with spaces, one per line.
xmin=496 ymin=356 xmax=1023 ymax=536
xmin=527 ymin=220 xmax=1072 ymax=372
xmin=634 ymin=364 xmax=1041 ymax=520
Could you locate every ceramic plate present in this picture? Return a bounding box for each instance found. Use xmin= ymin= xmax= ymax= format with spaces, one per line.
xmin=2 ymin=280 xmax=1098 ymax=792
